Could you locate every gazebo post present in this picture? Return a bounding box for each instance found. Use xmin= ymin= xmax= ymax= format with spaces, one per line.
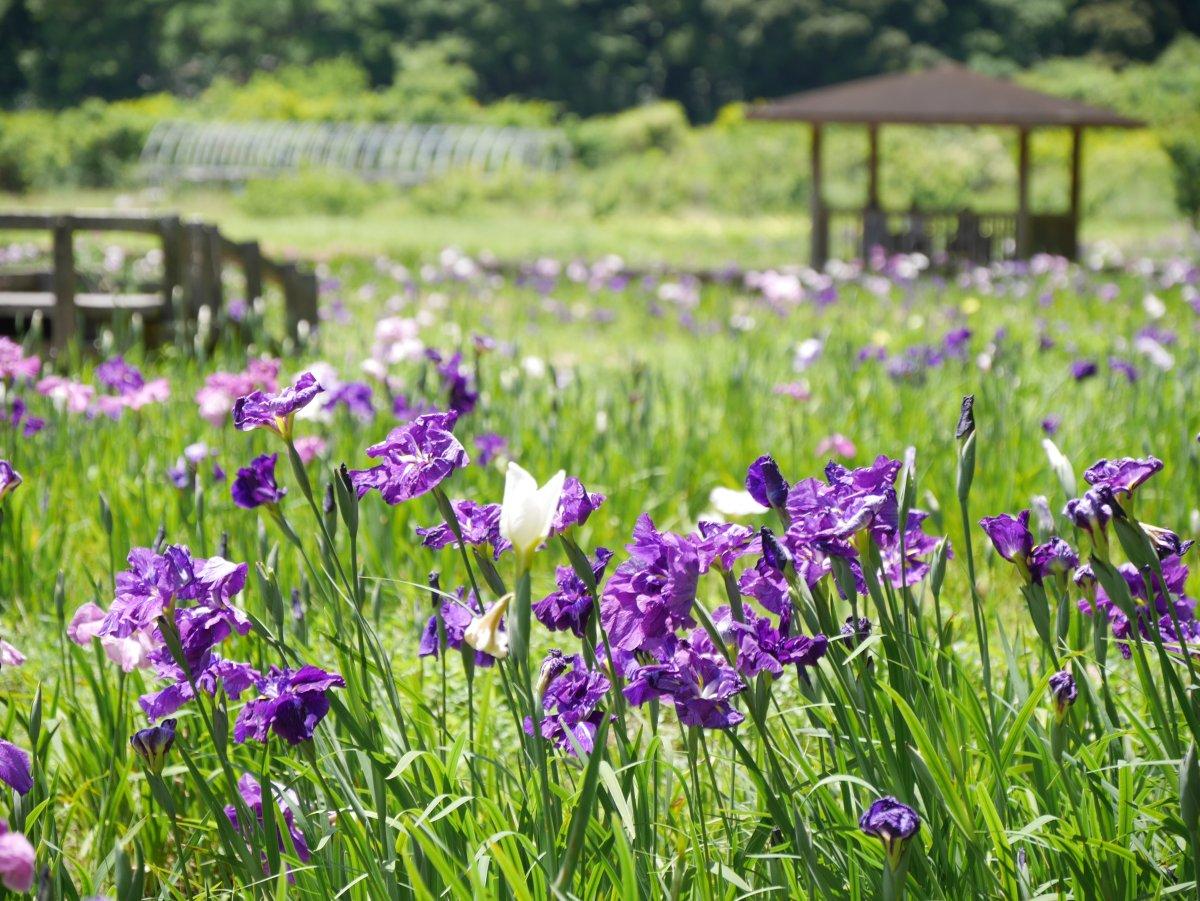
xmin=862 ymin=124 xmax=886 ymax=259
xmin=1068 ymin=125 xmax=1083 ymax=259
xmin=810 ymin=124 xmax=827 ymax=268
xmin=866 ymin=125 xmax=880 ymax=210
xmin=1016 ymin=127 xmax=1031 ymax=258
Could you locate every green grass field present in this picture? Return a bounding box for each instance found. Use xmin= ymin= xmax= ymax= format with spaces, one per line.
xmin=2 ymin=234 xmax=1200 ymax=897
xmin=2 ymin=183 xmax=1190 ymax=271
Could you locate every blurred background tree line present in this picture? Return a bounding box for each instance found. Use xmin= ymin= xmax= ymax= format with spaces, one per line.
xmin=1 ymin=0 xmax=1196 ymax=118
xmin=0 ymin=0 xmax=1196 ymax=232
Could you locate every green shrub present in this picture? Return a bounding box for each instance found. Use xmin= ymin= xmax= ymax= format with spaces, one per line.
xmin=236 ymin=170 xmax=381 ymax=218
xmin=1162 ymin=124 xmax=1200 ymax=228
xmin=570 ymin=102 xmax=690 ymax=166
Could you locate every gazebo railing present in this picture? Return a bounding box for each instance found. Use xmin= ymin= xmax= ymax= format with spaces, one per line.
xmin=825 ymin=207 xmax=1020 ymax=264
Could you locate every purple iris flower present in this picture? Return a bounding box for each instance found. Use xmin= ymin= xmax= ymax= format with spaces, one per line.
xmin=416 ymin=499 xmax=510 ymax=558
xmin=224 ymin=774 xmax=311 ymax=868
xmin=551 ymin=476 xmax=606 ymax=534
xmin=100 ymin=545 xmax=250 ymax=641
xmin=0 ymin=741 xmax=32 ymax=795
xmin=474 ymin=432 xmax=508 ymax=465
xmin=418 ymin=589 xmax=498 ymax=667
xmin=533 ymin=548 xmax=613 ymax=637
xmin=95 ymin=356 xmax=145 ymax=395
xmin=943 ymin=327 xmax=972 ymax=357
xmin=1064 ymin=489 xmax=1113 ymax=537
xmin=600 ymin=515 xmax=700 ymax=655
xmin=878 ymin=510 xmax=948 ymax=588
xmin=1082 ymin=456 xmax=1163 ymax=497
xmin=623 ymin=635 xmax=746 ymax=729
xmin=738 ymin=558 xmax=791 ymax=618
xmin=1079 ymin=554 xmax=1198 ymax=660
xmin=784 ymin=456 xmax=901 ymax=551
xmin=1049 ymin=669 xmax=1077 ymax=717
xmin=759 ymin=527 xmax=792 ymax=573
xmin=1069 ymin=359 xmax=1097 ymax=381
xmin=130 ymin=719 xmax=176 ymax=774
xmin=232 ymin=372 xmax=324 ymax=439
xmin=234 ymin=665 xmax=345 ymax=745
xmin=8 ymin=397 xmax=42 ymax=437
xmin=231 ymin=453 xmax=287 ymax=509
xmin=1041 ymin=415 xmax=1061 ymax=436
xmin=432 ymin=351 xmax=478 ymax=415
xmin=525 ymin=653 xmax=610 ymax=755
xmin=859 ymin=797 xmax=920 ymax=867
xmin=1143 ymin=523 xmax=1194 ymax=559
xmin=713 ymin=607 xmax=827 ymax=678
xmin=745 ymin=455 xmax=790 ymax=510
xmin=979 ymin=510 xmax=1033 ymax=566
xmin=140 ymin=656 xmax=260 ymax=722
xmin=1109 ymin=357 xmax=1139 ymax=383
xmin=392 ymin=394 xmax=434 ymax=420
xmin=1029 ymin=537 xmax=1079 ymax=584
xmin=349 ymin=411 xmax=469 ymax=504
xmin=322 ymin=382 xmax=375 ymax=421
xmin=0 ymin=461 xmax=21 ymax=502
xmin=691 ymin=521 xmax=760 ymax=573
xmin=841 ymin=616 xmax=873 ymax=647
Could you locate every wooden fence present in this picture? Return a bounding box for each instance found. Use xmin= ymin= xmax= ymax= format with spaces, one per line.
xmin=0 ymin=212 xmax=319 ymax=350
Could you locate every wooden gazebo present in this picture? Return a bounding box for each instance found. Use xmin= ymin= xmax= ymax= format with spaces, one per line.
xmin=747 ymin=64 xmax=1142 ymax=266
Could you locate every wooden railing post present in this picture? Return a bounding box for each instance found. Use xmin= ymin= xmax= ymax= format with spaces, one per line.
xmin=283 ymin=266 xmax=319 ymax=343
xmin=205 ymin=225 xmax=224 ymax=312
xmin=160 ymin=215 xmax=182 ymax=309
xmin=242 ymin=240 xmax=264 ymax=302
xmin=182 ymin=221 xmax=209 ymax=317
xmin=52 ymin=215 xmax=76 ymax=352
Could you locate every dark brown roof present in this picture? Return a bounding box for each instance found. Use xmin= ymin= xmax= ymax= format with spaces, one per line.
xmin=746 ymin=64 xmax=1142 ymax=128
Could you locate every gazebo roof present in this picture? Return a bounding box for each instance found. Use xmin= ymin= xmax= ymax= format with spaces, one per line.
xmin=746 ymin=63 xmax=1142 ymax=128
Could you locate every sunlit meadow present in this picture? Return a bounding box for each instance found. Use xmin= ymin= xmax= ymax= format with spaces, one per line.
xmin=1 ymin=241 xmax=1200 ymax=898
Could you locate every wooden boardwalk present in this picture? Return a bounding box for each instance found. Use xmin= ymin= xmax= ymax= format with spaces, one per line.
xmin=0 ymin=212 xmax=319 ymax=349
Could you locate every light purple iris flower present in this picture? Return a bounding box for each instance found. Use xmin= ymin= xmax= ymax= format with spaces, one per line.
xmin=474 ymin=432 xmax=508 ymax=465
xmin=95 ymin=356 xmax=145 ymax=395
xmin=524 ymin=652 xmax=610 ymax=755
xmin=349 ymin=411 xmax=468 ymax=504
xmin=1082 ymin=456 xmax=1163 ymax=497
xmin=322 ymin=381 xmax=375 ymax=421
xmin=551 ymin=476 xmax=606 ymax=534
xmin=232 ymin=371 xmax=324 ymax=439
xmin=600 ymin=515 xmax=700 ymax=655
xmin=0 ymin=461 xmax=20 ymax=502
xmin=416 ymin=499 xmax=510 ymax=558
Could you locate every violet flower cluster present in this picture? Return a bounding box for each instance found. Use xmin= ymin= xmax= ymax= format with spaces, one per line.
xmin=68 ymin=544 xmax=343 ymax=743
xmin=525 ymin=651 xmax=610 ymax=755
xmin=983 ymin=455 xmax=1200 ymax=660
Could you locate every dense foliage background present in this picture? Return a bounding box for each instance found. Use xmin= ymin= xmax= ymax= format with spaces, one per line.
xmin=1 ymin=0 xmax=1198 ymax=119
